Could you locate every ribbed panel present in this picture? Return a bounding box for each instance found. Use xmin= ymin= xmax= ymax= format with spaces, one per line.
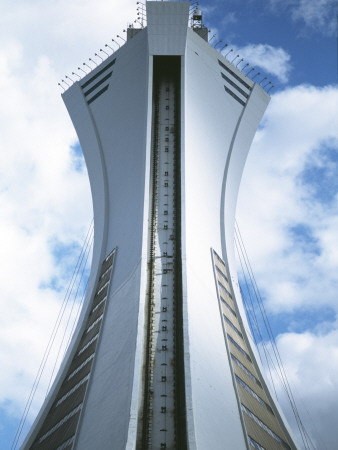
xmin=32 ymin=410 xmax=81 ymax=450
xmin=230 ymin=349 xmax=257 ymax=377
xmin=81 ymin=320 xmax=101 ymax=342
xmin=92 ymin=287 xmax=108 ymax=309
xmin=49 ymin=385 xmax=88 ymax=429
xmin=232 ymin=363 xmax=266 ymax=402
xmin=237 ymin=386 xmax=283 ymax=437
xmin=222 ymin=306 xmax=242 ymax=330
xmin=101 ymin=252 xmax=114 ymax=274
xmin=56 ymin=437 xmax=74 ymax=450
xmin=57 ymin=360 xmax=93 ymax=400
xmin=69 ymin=340 xmax=97 ymax=370
xmin=211 ymin=249 xmax=293 ymax=450
xmin=96 ymin=269 xmax=111 ymax=291
xmin=84 ymin=311 xmax=103 ymax=331
xmin=85 ymin=301 xmax=105 ymax=328
xmin=221 ymin=295 xmax=237 ymax=314
xmin=244 ymin=414 xmax=287 ymax=450
xmin=218 ymin=282 xmax=232 ymax=299
xmin=30 ymin=249 xmax=115 ymax=449
xmin=76 ymin=327 xmax=99 ymax=353
xmin=227 ymin=325 xmax=246 ymax=349
xmin=220 ymin=296 xmax=237 ymax=314
xmin=33 ymin=402 xmax=82 ymax=448
xmin=215 ymin=261 xmax=229 ymax=280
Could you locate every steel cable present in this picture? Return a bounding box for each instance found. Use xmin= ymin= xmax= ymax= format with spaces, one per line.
xmin=12 ymin=219 xmax=94 ymax=449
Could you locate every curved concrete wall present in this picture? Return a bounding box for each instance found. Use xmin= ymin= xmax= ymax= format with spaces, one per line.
xmin=23 ymin=3 xmax=298 ymax=449
xmin=182 ymin=28 xmax=270 ymax=450
xmin=66 ymin=30 xmax=153 ymax=449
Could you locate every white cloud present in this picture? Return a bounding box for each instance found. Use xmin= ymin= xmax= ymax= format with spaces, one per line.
xmin=0 ymin=0 xmax=136 ymax=84
xmin=0 ymin=0 xmax=112 ymax=437
xmin=222 ymin=43 xmax=292 ymax=83
xmin=0 ymin=103 xmax=90 ymax=427
xmin=0 ymin=0 xmax=140 ymax=442
xmin=237 ymin=84 xmax=338 ymax=447
xmin=221 ymin=12 xmax=237 ymax=27
xmin=262 ymin=327 xmax=338 ymax=449
xmin=237 ymin=84 xmax=338 ymax=312
xmin=267 ymin=0 xmax=336 ymax=35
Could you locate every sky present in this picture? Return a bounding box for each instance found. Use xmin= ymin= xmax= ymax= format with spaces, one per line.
xmin=0 ymin=0 xmax=337 ymax=448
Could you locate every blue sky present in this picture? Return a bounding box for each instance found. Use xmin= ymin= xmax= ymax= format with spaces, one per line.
xmin=0 ymin=0 xmax=337 ymax=448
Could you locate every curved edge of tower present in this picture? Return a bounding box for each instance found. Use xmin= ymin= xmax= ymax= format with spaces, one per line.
xmin=21 ymin=2 xmax=299 ymax=450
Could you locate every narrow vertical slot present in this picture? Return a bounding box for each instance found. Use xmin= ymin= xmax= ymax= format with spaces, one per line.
xmin=140 ymin=56 xmax=186 ymax=450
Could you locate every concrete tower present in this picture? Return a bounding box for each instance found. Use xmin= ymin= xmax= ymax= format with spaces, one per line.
xmin=23 ymin=2 xmax=298 ymax=449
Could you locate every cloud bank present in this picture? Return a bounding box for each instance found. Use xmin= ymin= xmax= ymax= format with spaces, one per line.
xmin=237 ymin=83 xmax=338 ymax=448
xmin=219 ymin=43 xmax=292 ymax=84
xmin=267 ymin=0 xmax=336 ymax=36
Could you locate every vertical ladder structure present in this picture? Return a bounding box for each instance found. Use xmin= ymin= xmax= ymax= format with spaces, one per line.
xmin=142 ymin=56 xmax=185 ymax=449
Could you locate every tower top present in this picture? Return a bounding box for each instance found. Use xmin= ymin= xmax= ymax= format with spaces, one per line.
xmin=147 ymin=1 xmax=190 ymax=55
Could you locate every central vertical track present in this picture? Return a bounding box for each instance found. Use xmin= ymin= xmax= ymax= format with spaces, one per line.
xmin=140 ymin=56 xmax=186 ymax=450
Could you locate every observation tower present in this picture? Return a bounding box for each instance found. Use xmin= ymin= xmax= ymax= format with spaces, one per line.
xmin=22 ymin=2 xmax=298 ymax=449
